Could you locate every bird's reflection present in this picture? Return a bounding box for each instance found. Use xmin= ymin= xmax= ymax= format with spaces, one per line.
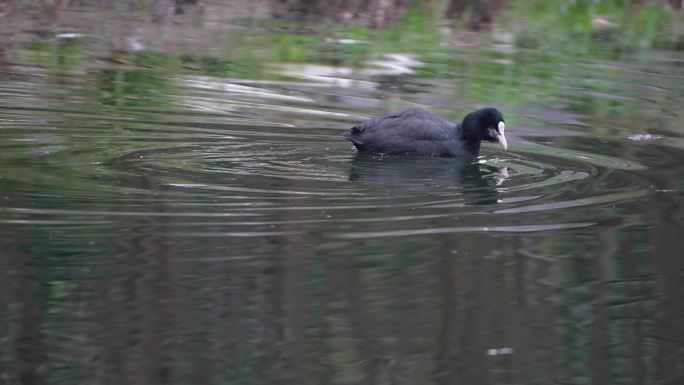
xmin=348 ymin=153 xmax=507 ymax=205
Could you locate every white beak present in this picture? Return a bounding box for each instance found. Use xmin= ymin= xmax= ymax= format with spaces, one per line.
xmin=497 ymin=121 xmax=507 ymax=151
xmin=497 ymin=133 xmax=508 ymax=150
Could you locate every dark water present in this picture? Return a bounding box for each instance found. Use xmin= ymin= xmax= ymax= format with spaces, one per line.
xmin=1 ymin=13 xmax=684 ymax=385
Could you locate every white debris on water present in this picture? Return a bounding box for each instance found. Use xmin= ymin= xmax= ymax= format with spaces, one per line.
xmin=487 ymin=347 xmax=515 ymax=356
xmin=628 ymin=134 xmax=662 ymax=141
xmin=55 ymin=33 xmax=86 ymax=39
xmin=325 ymin=38 xmax=366 ymax=45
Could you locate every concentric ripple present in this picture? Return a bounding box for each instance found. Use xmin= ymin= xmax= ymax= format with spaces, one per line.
xmin=97 ymin=118 xmax=648 ymax=240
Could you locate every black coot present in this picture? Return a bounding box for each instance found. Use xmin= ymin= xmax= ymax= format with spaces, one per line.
xmin=343 ymin=107 xmax=507 ymax=157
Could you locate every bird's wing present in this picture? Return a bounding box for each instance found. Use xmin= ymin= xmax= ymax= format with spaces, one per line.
xmin=351 ymin=108 xmax=453 ymax=141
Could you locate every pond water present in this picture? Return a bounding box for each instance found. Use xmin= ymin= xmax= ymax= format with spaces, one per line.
xmin=1 ymin=9 xmax=684 ymax=385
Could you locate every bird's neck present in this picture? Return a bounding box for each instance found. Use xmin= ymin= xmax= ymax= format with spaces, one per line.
xmin=455 ymin=123 xmax=481 ymax=156
xmin=462 ymin=138 xmax=481 ymax=156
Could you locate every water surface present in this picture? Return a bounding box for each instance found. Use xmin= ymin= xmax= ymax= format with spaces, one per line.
xmin=1 ymin=10 xmax=684 ymax=385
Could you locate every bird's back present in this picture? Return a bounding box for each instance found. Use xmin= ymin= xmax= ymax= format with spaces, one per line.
xmin=343 ymin=108 xmax=461 ymax=156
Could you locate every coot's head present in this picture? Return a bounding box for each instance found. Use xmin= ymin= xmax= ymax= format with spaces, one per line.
xmin=462 ymin=107 xmax=507 ymax=150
